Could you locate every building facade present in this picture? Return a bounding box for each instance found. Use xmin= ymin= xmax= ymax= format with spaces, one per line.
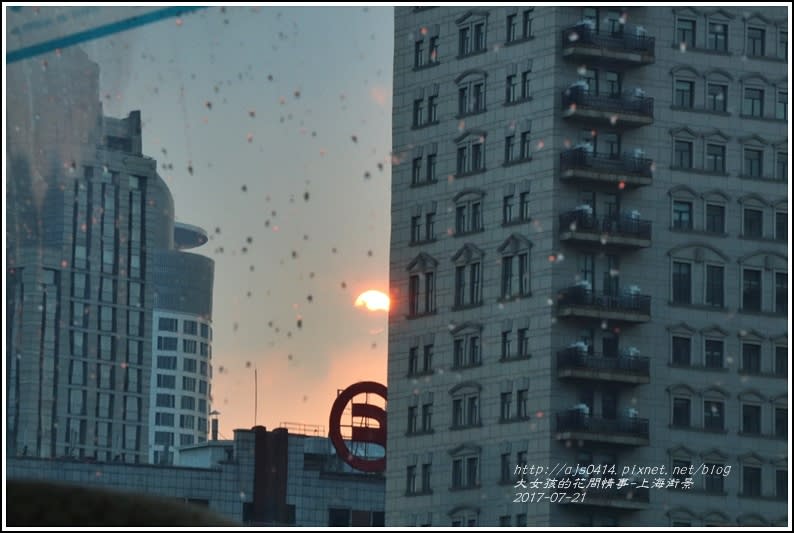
xmin=6 ymin=48 xmax=214 ymax=464
xmin=7 ymin=426 xmax=385 ymax=526
xmin=387 ymin=6 xmax=788 ymax=527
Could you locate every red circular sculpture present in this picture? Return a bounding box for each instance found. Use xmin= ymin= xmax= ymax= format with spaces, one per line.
xmin=328 ymin=381 xmax=387 ymax=473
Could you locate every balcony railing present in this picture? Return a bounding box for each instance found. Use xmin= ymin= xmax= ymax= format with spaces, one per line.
xmin=556 ymin=411 xmax=649 ymax=439
xmin=560 ymin=210 xmax=652 ymax=241
xmin=562 ymin=25 xmax=655 ymax=54
xmin=558 ymin=286 xmax=651 ymax=318
xmin=562 ymin=87 xmax=654 ymax=119
xmin=557 ymin=348 xmax=650 ymax=376
xmin=560 ymin=149 xmax=653 ymax=179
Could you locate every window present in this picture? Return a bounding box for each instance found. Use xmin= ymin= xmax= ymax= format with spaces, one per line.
xmin=421 ymin=462 xmax=431 ymax=492
xmin=674 ymin=141 xmax=693 ymax=169
xmin=157 ymin=336 xmax=178 ymax=351
xmin=451 ymin=455 xmax=479 ymax=489
xmin=517 ymin=328 xmax=529 ymax=357
xmin=421 ymin=401 xmax=433 ymax=432
xmin=744 ymin=149 xmax=763 ymax=178
xmin=156 ymin=393 xmax=175 ymax=408
xmin=406 ymin=465 xmax=417 ymax=494
xmin=414 ymin=40 xmax=425 ymax=68
xmin=179 ymin=414 xmax=195 ymax=429
xmin=705 ymin=204 xmax=725 ymax=234
xmin=506 ymin=14 xmax=517 ymax=42
xmin=743 ymin=88 xmax=764 ymax=117
xmin=505 ymin=74 xmax=517 ymax=103
xmin=182 ymin=376 xmax=197 ymax=392
xmin=408 ymin=347 xmax=419 ymax=375
xmin=407 ymin=255 xmax=437 ymax=316
xmin=519 ymin=131 xmax=531 ymax=160
xmin=707 ymin=83 xmax=727 ymax=112
xmin=428 ymin=95 xmax=438 ymax=123
xmin=705 ymin=144 xmax=725 ymax=173
xmin=504 ymin=135 xmax=516 ymax=162
xmin=776 ymin=470 xmax=788 ymax=499
xmin=157 ymin=356 xmax=177 ymax=370
xmin=501 ymin=252 xmax=530 ymax=298
xmin=675 ymin=80 xmax=694 ymax=108
xmin=422 ymin=344 xmax=434 ymax=373
xmin=407 ymin=406 xmax=418 ymax=433
xmin=775 ymin=272 xmax=787 ymax=315
xmin=183 ymin=339 xmax=197 ymax=354
xmin=412 ymin=99 xmax=424 ymax=127
xmin=672 ymin=336 xmax=691 ymax=366
xmin=742 ymin=466 xmax=761 ymax=496
xmin=707 ymin=22 xmax=728 ymax=51
xmin=183 ymin=358 xmax=197 ymax=373
xmin=672 ymin=397 xmax=691 ymax=427
xmin=429 ymin=36 xmax=439 ymax=64
xmin=500 ymin=392 xmax=512 ymax=421
xmin=521 ymin=9 xmax=533 ymax=39
xmin=519 ymin=192 xmax=530 ymax=221
xmin=183 ymin=320 xmax=198 ymax=335
xmin=704 ymin=400 xmax=724 ymax=430
xmin=157 ymin=374 xmax=176 ymax=389
xmin=456 ymin=137 xmax=485 ymax=174
xmin=200 ymin=323 xmax=210 ymax=339
xmin=516 ymin=389 xmax=528 ymax=419
xmin=408 ymin=276 xmax=420 ymax=316
xmin=677 ymin=19 xmax=696 ymax=48
xmin=742 ymin=343 xmax=761 ymax=374
xmin=154 ymin=431 xmax=174 ymax=446
xmin=776 ymin=91 xmax=787 ymax=120
xmin=743 ymin=269 xmax=762 ymax=311
xmin=776 ymin=151 xmax=787 ymax=181
xmin=455 ymin=201 xmax=482 ymax=235
xmin=458 ymin=81 xmax=485 ymax=115
xmin=672 ymin=459 xmax=692 ymax=486
xmin=704 ymin=463 xmax=725 ymax=493
xmin=520 ymin=69 xmax=531 ymax=100
xmin=159 ymin=317 xmax=178 ymax=332
xmin=747 ymin=27 xmax=765 ymax=56
xmin=742 ymin=404 xmax=761 ymax=435
xmin=426 ymin=154 xmax=437 ymax=183
xmin=503 ymin=195 xmax=514 ymax=223
xmin=199 ymin=343 xmax=209 ymax=357
xmin=743 ymin=208 xmax=763 ymax=237
xmin=775 ymin=407 xmax=787 ymax=437
xmin=705 ymin=265 xmax=724 ymax=307
xmin=452 ymin=334 xmax=481 ymax=368
xmin=410 ymin=216 xmax=422 ymax=244
xmin=775 ymin=346 xmax=787 ymax=377
xmin=704 ymin=339 xmax=724 ymax=368
xmin=155 ymin=412 xmax=174 ymax=427
xmin=451 ymin=392 xmax=480 ymax=428
xmin=501 ymin=331 xmax=512 ymax=361
xmin=181 ymin=395 xmax=195 ymax=410
xmin=672 ymin=261 xmax=692 ymax=304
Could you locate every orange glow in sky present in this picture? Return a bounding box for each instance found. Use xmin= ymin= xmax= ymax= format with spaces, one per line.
xmin=354 ymin=290 xmax=390 ymax=312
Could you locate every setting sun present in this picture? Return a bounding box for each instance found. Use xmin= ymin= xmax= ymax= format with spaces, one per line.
xmin=354 ymin=290 xmax=390 ymax=312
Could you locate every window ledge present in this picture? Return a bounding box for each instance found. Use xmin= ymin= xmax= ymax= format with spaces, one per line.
xmin=669 ymin=165 xmax=730 ymax=177
xmin=453 ymin=228 xmax=485 ymax=238
xmin=738 ymin=234 xmax=783 ymax=244
xmin=411 ymin=120 xmax=440 ymax=131
xmin=407 ymin=369 xmax=435 ymax=378
xmin=409 ymin=238 xmax=438 ymax=247
xmin=670 ymin=106 xmax=731 ymax=117
xmin=451 ymin=302 xmax=484 ymax=311
xmin=405 ymin=490 xmax=434 ymax=497
xmin=745 ymin=54 xmax=787 ymax=63
xmin=738 ymin=174 xmax=786 ymax=183
xmin=451 ymin=362 xmax=483 ymax=371
xmin=406 ymin=311 xmax=437 ymax=320
xmin=499 ymin=354 xmax=531 ymax=363
xmin=667 ymin=363 xmax=729 ymax=373
xmin=667 ymin=302 xmax=730 ymax=313
xmin=501 ymin=218 xmax=532 ymax=228
xmin=504 ymin=96 xmax=533 ymax=107
xmin=456 ymin=49 xmax=488 ymax=60
xmin=412 ymin=61 xmax=441 ymax=72
xmin=670 ymin=227 xmax=729 ymax=238
xmin=668 ymin=44 xmax=732 ymax=57
xmin=737 ymin=431 xmax=784 ymax=441
xmin=738 ymin=114 xmax=787 ymax=123
xmin=454 ymin=168 xmax=487 ymax=179
xmin=737 ymin=309 xmax=787 ymax=318
xmin=449 ymin=484 xmax=481 ymax=492
xmin=738 ymin=369 xmax=787 ymax=379
xmin=456 ymin=110 xmax=487 ymax=119
xmin=502 ymin=157 xmax=533 ymax=167
xmin=668 ymin=424 xmax=728 ymax=435
xmin=406 ymin=429 xmax=435 ymax=437
xmin=499 ymin=416 xmax=532 ymax=425
xmin=497 ymin=293 xmax=532 ymax=303
xmin=450 ymin=424 xmax=483 ymax=431
xmin=410 ymin=179 xmax=438 ymax=189
xmin=504 ymin=35 xmax=535 ymax=47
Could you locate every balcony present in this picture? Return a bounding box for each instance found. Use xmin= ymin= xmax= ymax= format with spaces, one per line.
xmin=560 ymin=149 xmax=653 ymax=188
xmin=559 ymin=209 xmax=651 ymax=249
xmin=562 ymin=24 xmax=655 ymax=66
xmin=557 ymin=348 xmax=650 ymax=385
xmin=561 ymin=87 xmax=654 ymax=128
xmin=557 ymin=286 xmax=651 ymax=323
xmin=555 ymin=410 xmax=649 ymax=446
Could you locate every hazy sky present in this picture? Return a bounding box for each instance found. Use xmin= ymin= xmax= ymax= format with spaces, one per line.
xmin=42 ymin=6 xmax=395 ymax=437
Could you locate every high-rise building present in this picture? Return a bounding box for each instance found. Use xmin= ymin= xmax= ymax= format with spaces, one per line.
xmin=387 ymin=6 xmax=788 ymax=527
xmin=6 ymin=47 xmax=214 ymax=463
